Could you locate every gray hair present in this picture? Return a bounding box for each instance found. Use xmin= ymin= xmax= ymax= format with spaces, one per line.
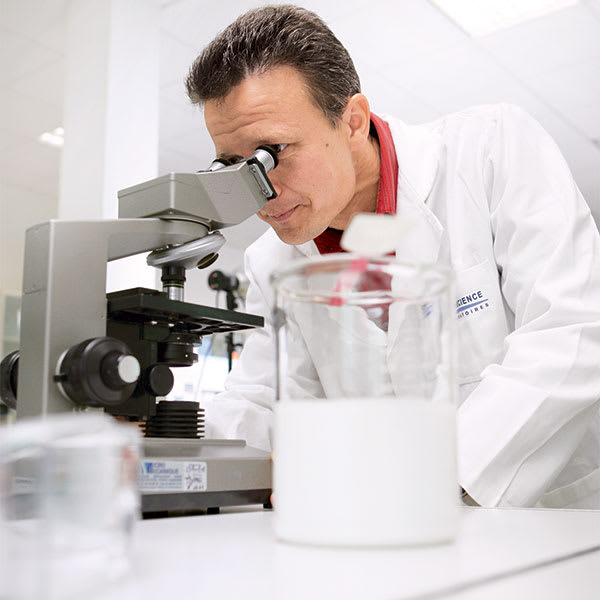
xmin=185 ymin=5 xmax=361 ymax=125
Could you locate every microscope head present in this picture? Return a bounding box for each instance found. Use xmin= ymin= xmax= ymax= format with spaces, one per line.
xmin=133 ymin=144 xmax=282 ymax=302
xmin=117 ymin=144 xmax=281 ymax=230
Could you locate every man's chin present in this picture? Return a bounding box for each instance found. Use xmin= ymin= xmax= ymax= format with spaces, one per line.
xmin=271 ymin=225 xmax=313 ymax=246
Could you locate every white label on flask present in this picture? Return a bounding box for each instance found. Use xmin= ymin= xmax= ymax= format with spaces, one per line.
xmin=139 ymin=461 xmax=207 ymax=492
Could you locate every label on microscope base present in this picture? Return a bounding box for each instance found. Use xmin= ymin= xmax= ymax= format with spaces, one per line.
xmin=139 ymin=460 xmax=207 ymax=492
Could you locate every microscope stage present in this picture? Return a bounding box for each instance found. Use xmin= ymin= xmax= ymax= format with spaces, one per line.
xmin=107 ymin=287 xmax=263 ymax=335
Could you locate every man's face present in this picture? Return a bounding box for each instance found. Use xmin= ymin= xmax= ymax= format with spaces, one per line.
xmin=204 ymin=66 xmax=359 ymax=245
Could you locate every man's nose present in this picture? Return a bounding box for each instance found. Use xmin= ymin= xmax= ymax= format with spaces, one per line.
xmin=269 ymin=171 xmax=283 ymax=198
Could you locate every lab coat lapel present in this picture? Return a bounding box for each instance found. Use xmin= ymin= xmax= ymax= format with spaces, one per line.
xmin=385 ymin=115 xmax=445 ymax=265
xmin=384 ymin=117 xmax=447 ymax=396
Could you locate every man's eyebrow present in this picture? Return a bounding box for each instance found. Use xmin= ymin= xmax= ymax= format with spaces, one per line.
xmin=217 ymin=153 xmax=243 ymax=163
xmin=217 ymin=136 xmax=290 ymax=162
xmin=256 ymin=136 xmax=287 ymax=145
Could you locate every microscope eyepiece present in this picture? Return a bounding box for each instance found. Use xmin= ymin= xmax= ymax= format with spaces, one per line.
xmin=252 ymin=144 xmax=280 ymax=172
xmin=205 ymin=144 xmax=281 ymax=174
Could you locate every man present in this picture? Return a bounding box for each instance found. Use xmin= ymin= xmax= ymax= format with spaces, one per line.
xmin=186 ymin=5 xmax=600 ymax=508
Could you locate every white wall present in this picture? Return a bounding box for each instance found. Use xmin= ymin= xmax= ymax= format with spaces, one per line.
xmin=0 ymin=182 xmax=58 ymax=294
xmin=0 ymin=182 xmax=58 ymax=355
xmin=59 ymin=0 xmax=160 ymax=220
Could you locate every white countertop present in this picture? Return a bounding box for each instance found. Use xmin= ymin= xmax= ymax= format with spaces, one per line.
xmin=456 ymin=551 xmax=600 ymax=600
xmin=93 ymin=505 xmax=600 ymax=600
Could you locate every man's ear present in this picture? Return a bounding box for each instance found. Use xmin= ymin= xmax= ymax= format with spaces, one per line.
xmin=342 ymin=93 xmax=371 ymax=150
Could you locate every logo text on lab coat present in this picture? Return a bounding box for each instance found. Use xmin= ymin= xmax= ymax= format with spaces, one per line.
xmin=456 ymin=290 xmax=490 ymax=320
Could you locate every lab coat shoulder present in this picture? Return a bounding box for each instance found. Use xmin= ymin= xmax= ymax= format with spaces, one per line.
xmin=389 ymin=102 xmax=544 ymax=182
xmin=384 ymin=104 xmax=514 ymax=266
xmin=427 ymin=101 xmax=591 ymax=220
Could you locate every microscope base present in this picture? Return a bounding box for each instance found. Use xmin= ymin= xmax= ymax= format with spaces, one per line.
xmin=139 ymin=438 xmax=271 ymax=517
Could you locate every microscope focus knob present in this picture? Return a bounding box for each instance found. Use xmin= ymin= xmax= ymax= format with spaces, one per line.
xmin=102 ymin=352 xmax=141 ymax=388
xmin=145 ymin=364 xmax=174 ymax=397
xmin=55 ymin=337 xmax=140 ymax=408
xmin=0 ymin=350 xmax=19 ymax=411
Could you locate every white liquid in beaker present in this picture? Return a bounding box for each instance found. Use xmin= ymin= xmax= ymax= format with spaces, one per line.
xmin=273 ymin=398 xmax=459 ymax=547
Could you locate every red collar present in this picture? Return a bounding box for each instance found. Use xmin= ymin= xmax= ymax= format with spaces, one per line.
xmin=314 ymin=113 xmax=398 ymax=254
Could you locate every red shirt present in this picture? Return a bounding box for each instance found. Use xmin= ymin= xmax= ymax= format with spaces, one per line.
xmin=313 ymin=113 xmax=399 ymax=254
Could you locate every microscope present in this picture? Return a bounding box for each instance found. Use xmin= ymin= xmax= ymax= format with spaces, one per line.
xmin=0 ymin=145 xmax=280 ymax=516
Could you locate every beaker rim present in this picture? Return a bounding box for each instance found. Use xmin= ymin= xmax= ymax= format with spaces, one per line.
xmin=270 ymin=253 xmax=453 ymax=302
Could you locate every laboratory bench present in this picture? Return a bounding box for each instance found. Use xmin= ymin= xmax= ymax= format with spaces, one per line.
xmin=98 ymin=505 xmax=599 ymax=600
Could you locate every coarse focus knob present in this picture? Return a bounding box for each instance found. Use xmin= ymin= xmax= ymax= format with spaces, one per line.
xmin=101 ymin=352 xmax=141 ymax=388
xmin=55 ymin=337 xmax=140 ymax=408
xmin=0 ymin=350 xmax=19 ymax=411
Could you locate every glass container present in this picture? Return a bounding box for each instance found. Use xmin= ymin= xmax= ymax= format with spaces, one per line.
xmin=271 ymin=254 xmax=458 ymax=546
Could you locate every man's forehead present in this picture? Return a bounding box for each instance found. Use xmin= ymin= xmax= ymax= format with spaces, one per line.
xmin=205 ymin=104 xmax=303 ymax=158
xmin=207 ymin=105 xmax=293 ymax=137
xmin=204 ymin=65 xmax=318 ymax=146
xmin=208 ymin=117 xmax=296 ymax=157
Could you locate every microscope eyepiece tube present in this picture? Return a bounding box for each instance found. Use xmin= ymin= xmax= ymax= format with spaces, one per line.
xmin=251 ymin=145 xmax=280 ymax=173
xmin=245 ymin=144 xmax=281 ymax=200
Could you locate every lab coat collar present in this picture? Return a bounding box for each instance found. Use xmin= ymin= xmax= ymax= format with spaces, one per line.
xmin=295 ymin=239 xmax=320 ymax=258
xmin=383 ymin=115 xmax=443 ymax=206
xmin=385 ymin=115 xmax=446 ymax=264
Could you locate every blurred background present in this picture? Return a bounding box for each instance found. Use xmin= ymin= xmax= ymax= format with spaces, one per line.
xmin=2 ymin=0 xmax=600 ymax=395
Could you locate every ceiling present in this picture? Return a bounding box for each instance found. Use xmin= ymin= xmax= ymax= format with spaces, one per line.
xmin=2 ymin=0 xmax=600 ymax=250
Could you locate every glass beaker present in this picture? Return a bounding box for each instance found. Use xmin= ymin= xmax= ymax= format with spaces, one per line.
xmin=0 ymin=412 xmax=140 ymax=599
xmin=271 ymin=254 xmax=458 ymax=546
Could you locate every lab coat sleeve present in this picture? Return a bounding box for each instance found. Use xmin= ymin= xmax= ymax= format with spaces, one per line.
xmin=458 ymin=105 xmax=600 ymax=507
xmin=203 ymin=247 xmax=275 ymax=452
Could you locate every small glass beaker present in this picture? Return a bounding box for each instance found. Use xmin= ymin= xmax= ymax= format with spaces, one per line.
xmin=0 ymin=412 xmax=140 ymax=599
xmin=271 ymin=254 xmax=458 ymax=546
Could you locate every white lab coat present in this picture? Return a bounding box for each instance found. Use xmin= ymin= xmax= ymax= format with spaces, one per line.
xmin=206 ymin=104 xmax=600 ymax=509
